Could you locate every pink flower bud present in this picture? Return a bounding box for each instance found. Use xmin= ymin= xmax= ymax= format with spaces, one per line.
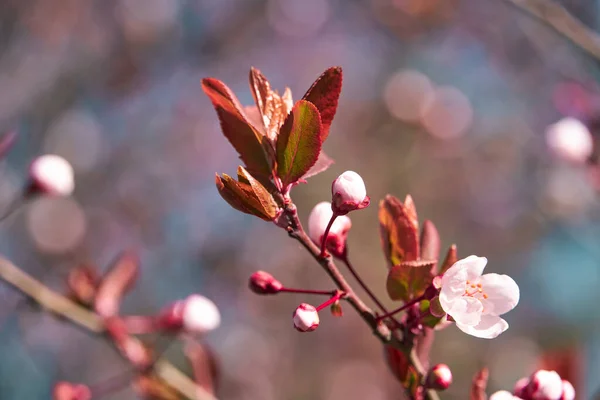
xmin=545 ymin=117 xmax=593 ymax=163
xmin=426 ymin=363 xmax=453 ymax=390
xmin=560 ymin=380 xmax=575 ymax=400
xmin=29 ymin=154 xmax=75 ymax=196
xmin=293 ymin=303 xmax=319 ymax=332
xmin=308 ymin=201 xmax=351 ymax=258
xmin=489 ymin=390 xmax=522 ymax=400
xmin=513 ymin=377 xmax=530 ymax=397
xmin=331 ymin=171 xmax=370 ymax=214
xmin=53 ymin=381 xmax=91 ymax=400
xmin=528 ymin=370 xmax=563 ymax=400
xmin=248 ymin=271 xmax=283 ymax=295
xmin=181 ymin=294 xmax=221 ymax=333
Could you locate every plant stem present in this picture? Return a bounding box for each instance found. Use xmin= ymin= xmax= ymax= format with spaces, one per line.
xmin=0 ymin=256 xmax=214 ymax=400
xmin=280 ymin=287 xmax=336 ymax=296
xmin=315 ymin=292 xmax=344 ymax=311
xmin=375 ymin=295 xmax=425 ymax=322
xmin=282 ymin=203 xmax=439 ymax=400
xmin=340 ymin=256 xmax=388 ymax=315
xmin=319 ymin=214 xmax=337 ymax=256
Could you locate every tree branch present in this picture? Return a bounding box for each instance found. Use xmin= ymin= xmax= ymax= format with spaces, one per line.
xmin=501 ymin=0 xmax=600 ymax=61
xmin=0 ymin=256 xmax=216 ymax=400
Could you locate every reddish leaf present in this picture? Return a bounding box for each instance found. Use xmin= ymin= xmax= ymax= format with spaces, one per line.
xmin=420 ymin=220 xmax=440 ymax=272
xmin=403 ymin=194 xmax=419 ymax=231
xmin=383 ymin=345 xmax=420 ymax=395
xmin=379 ymin=195 xmax=420 ymax=267
xmin=67 ymin=264 xmax=100 ymax=306
xmin=201 ymin=78 xmax=272 ymax=176
xmin=276 ymin=100 xmax=322 ymax=187
xmin=185 ymin=341 xmax=219 ymax=395
xmin=94 ymin=251 xmax=139 ymax=318
xmin=302 ymin=151 xmax=334 ymax=179
xmin=249 ymin=68 xmax=288 ymax=141
xmin=386 ymin=260 xmax=435 ymax=302
xmin=440 ymin=244 xmax=458 ymax=274
xmin=470 ymin=367 xmax=489 ymax=400
xmin=216 ymin=169 xmax=279 ymax=221
xmin=302 ymin=67 xmax=342 ymax=141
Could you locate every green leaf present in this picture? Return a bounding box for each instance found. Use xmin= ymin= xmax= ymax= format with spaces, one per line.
xmin=215 ymin=169 xmax=279 ymax=221
xmin=386 ymin=260 xmax=435 ymax=302
xmin=440 ymin=244 xmax=458 ymax=274
xmin=201 ymin=78 xmax=272 ymax=177
xmin=419 ymin=299 xmax=444 ymax=328
xmin=302 ymin=67 xmax=343 ymax=142
xmin=276 ymin=100 xmax=323 ymax=187
xmin=378 ymin=195 xmax=420 ymax=267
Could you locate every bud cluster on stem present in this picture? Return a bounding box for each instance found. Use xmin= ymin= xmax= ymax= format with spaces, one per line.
xmin=490 ymin=369 xmax=575 ymax=400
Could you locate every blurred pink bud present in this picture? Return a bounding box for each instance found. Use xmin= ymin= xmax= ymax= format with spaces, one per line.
xmin=331 ymin=171 xmax=370 ymax=214
xmin=53 ymin=382 xmax=91 ymax=400
xmin=293 ymin=303 xmax=319 ymax=332
xmin=560 ymin=380 xmax=575 ymax=400
xmin=426 ymin=363 xmax=453 ymax=390
xmin=308 ymin=201 xmax=351 ymax=258
xmin=528 ymin=370 xmax=563 ymax=400
xmin=182 ymin=294 xmax=221 ymax=333
xmin=545 ymin=117 xmax=593 ymax=163
xmin=513 ymin=377 xmax=530 ymax=397
xmin=29 ymin=154 xmax=75 ymax=196
xmin=489 ymin=390 xmax=522 ymax=400
xmin=248 ymin=271 xmax=283 ymax=295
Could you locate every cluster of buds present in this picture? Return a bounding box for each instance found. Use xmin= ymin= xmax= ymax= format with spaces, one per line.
xmin=490 ymin=370 xmax=575 ymax=400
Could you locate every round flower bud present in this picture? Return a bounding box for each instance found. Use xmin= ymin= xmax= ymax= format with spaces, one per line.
xmin=308 ymin=201 xmax=351 ymax=258
xmin=29 ymin=154 xmax=75 ymax=196
xmin=293 ymin=303 xmax=319 ymax=332
xmin=426 ymin=363 xmax=453 ymax=391
xmin=53 ymin=381 xmax=92 ymax=400
xmin=560 ymin=380 xmax=575 ymax=400
xmin=489 ymin=390 xmax=521 ymax=400
xmin=513 ymin=377 xmax=530 ymax=397
xmin=182 ymin=294 xmax=221 ymax=333
xmin=331 ymin=171 xmax=370 ymax=214
xmin=528 ymin=370 xmax=563 ymax=400
xmin=545 ymin=117 xmax=593 ymax=163
xmin=249 ymin=271 xmax=283 ymax=295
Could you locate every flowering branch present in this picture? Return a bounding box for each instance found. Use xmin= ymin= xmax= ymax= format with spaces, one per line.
xmin=282 ymin=202 xmax=440 ymax=400
xmin=0 ymin=256 xmax=215 ymax=400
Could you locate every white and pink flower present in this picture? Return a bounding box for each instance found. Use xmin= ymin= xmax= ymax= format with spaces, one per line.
xmin=293 ymin=303 xmax=319 ymax=332
xmin=29 ymin=154 xmax=75 ymax=196
xmin=331 ymin=171 xmax=370 ymax=214
xmin=439 ymin=255 xmax=519 ymax=339
xmin=308 ymin=201 xmax=352 ymax=257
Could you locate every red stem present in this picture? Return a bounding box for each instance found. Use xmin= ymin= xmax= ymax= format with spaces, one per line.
xmin=376 ymin=295 xmax=425 ymax=321
xmin=315 ymin=292 xmax=344 ymax=311
xmin=340 ymin=256 xmax=388 ymax=314
xmin=280 ymin=287 xmax=336 ymax=296
xmin=319 ymin=214 xmax=337 ymax=256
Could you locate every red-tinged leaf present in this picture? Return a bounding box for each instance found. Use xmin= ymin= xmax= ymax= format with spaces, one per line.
xmin=420 ymin=220 xmax=440 ymax=264
xmin=216 ymin=170 xmax=279 ymax=221
xmin=440 ymin=244 xmax=458 ymax=274
xmin=403 ymin=194 xmax=419 ymax=232
xmin=330 ymin=299 xmax=343 ymax=317
xmin=302 ymin=151 xmax=334 ymax=179
xmin=379 ymin=195 xmax=420 ymax=266
xmin=386 ymin=260 xmax=436 ymax=302
xmin=185 ymin=341 xmax=219 ymax=395
xmin=94 ymin=251 xmax=139 ymax=318
xmin=470 ymin=367 xmax=489 ymax=400
xmin=302 ymin=67 xmax=342 ymax=141
xmin=383 ymin=345 xmax=420 ymax=395
xmin=276 ymin=100 xmax=322 ymax=187
xmin=419 ymin=300 xmax=443 ymax=328
xmin=249 ymin=68 xmax=288 ymax=142
xmin=67 ymin=264 xmax=100 ymax=306
xmin=201 ymin=78 xmax=272 ymax=176
xmin=281 ymin=87 xmax=293 ymax=114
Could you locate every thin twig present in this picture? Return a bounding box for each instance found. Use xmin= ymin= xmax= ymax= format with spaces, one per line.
xmin=501 ymin=0 xmax=600 ymax=61
xmin=283 ymin=203 xmax=440 ymax=400
xmin=0 ymin=256 xmax=215 ymax=400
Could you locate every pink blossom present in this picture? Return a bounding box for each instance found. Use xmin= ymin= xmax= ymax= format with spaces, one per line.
xmin=490 ymin=390 xmax=522 ymax=400
xmin=29 ymin=154 xmax=75 ymax=196
xmin=529 ymin=370 xmax=564 ymax=400
xmin=331 ymin=171 xmax=370 ymax=214
xmin=308 ymin=201 xmax=351 ymax=257
xmin=439 ymin=255 xmax=519 ymax=339
xmin=293 ymin=303 xmax=319 ymax=332
xmin=545 ymin=117 xmax=593 ymax=163
xmin=560 ymin=380 xmax=575 ymax=400
xmin=181 ymin=294 xmax=221 ymax=333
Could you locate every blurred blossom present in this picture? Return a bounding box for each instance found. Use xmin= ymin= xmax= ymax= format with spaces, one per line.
xmin=44 ymin=109 xmax=106 ymax=174
xmin=325 ymin=360 xmax=386 ymax=400
xmin=545 ymin=117 xmax=593 ymax=164
xmin=420 ymin=86 xmax=473 ymax=139
xmin=267 ymin=0 xmax=330 ymax=37
xmin=26 ymin=197 xmax=86 ymax=254
xmin=543 ymin=166 xmax=596 ymax=218
xmin=117 ymin=0 xmax=180 ymax=42
xmin=383 ymin=69 xmax=434 ymax=122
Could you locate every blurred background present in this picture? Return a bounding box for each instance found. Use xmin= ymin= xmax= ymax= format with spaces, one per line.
xmin=0 ymin=0 xmax=598 ymax=398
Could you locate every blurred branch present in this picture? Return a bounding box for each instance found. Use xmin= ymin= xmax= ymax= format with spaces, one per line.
xmin=0 ymin=256 xmax=215 ymax=400
xmin=502 ymin=0 xmax=600 ymax=61
xmin=282 ymin=203 xmax=440 ymax=400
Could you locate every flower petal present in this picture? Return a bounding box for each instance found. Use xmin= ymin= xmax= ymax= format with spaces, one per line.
xmin=479 ymin=273 xmax=520 ymax=316
xmin=444 ymin=296 xmax=483 ymax=326
xmin=456 ymin=314 xmax=508 ymax=339
xmin=440 ymin=263 xmax=468 ymax=306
